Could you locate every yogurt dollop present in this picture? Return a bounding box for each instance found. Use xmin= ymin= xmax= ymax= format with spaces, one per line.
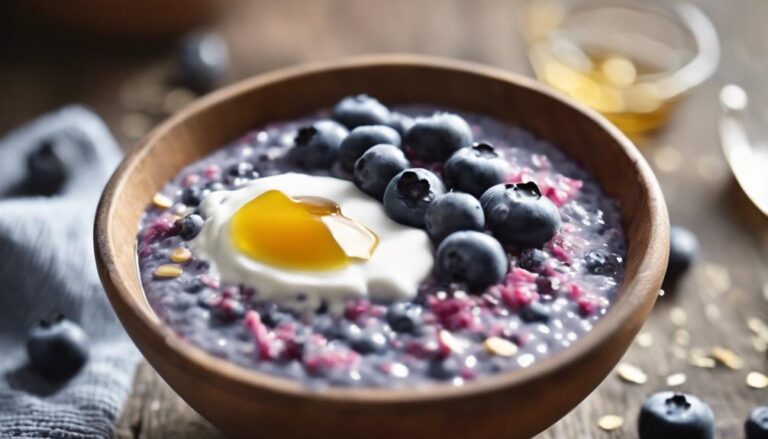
xmin=192 ymin=173 xmax=434 ymax=313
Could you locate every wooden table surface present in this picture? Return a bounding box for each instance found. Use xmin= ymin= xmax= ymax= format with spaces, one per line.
xmin=1 ymin=1 xmax=766 ymax=437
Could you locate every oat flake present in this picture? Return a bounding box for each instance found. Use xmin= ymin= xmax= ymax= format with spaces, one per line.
xmin=597 ymin=415 xmax=624 ymax=431
xmin=617 ymin=363 xmax=647 ymax=384
xmin=666 ymin=373 xmax=687 ymax=387
xmin=746 ymin=372 xmax=768 ymax=389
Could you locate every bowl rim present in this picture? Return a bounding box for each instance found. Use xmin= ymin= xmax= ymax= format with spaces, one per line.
xmin=95 ymin=53 xmax=668 ymax=404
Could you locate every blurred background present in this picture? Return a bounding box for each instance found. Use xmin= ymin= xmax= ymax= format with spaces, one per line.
xmin=1 ymin=1 xmax=766 ymax=437
xmin=1 ymin=0 xmax=762 ymax=144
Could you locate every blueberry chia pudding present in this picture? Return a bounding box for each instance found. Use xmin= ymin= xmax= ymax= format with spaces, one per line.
xmin=137 ymin=95 xmax=626 ymax=389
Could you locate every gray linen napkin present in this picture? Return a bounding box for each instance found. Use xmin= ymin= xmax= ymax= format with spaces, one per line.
xmin=0 ymin=106 xmax=141 ymax=438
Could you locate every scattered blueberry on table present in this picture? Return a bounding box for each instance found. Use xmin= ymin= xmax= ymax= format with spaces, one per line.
xmin=26 ymin=315 xmax=90 ymax=381
xmin=638 ymin=391 xmax=715 ymax=439
xmin=176 ymin=31 xmax=230 ymax=94
xmin=24 ymin=138 xmax=73 ymax=196
xmin=746 ymin=406 xmax=768 ymax=439
xmin=136 ymin=97 xmax=626 ymax=388
xmin=664 ymin=225 xmax=700 ymax=290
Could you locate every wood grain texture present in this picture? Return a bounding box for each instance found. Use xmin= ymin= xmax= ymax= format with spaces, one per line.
xmin=1 ymin=1 xmax=766 ymax=438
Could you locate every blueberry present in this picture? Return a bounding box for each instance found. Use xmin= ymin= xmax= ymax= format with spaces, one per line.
xmin=177 ymin=32 xmax=229 ymax=93
xmin=319 ymin=321 xmax=348 ymax=341
xmin=349 ymin=332 xmax=387 ymax=355
xmin=404 ymin=113 xmax=473 ymax=162
xmin=292 ymin=121 xmax=348 ymax=169
xmin=183 ymin=277 xmax=206 ymax=293
xmin=520 ymin=301 xmax=551 ymax=323
xmin=27 ymin=315 xmax=89 ymax=381
xmin=197 ymin=291 xmax=219 ymax=309
xmin=746 ymin=406 xmax=768 ymax=439
xmin=25 ymin=139 xmax=73 ymax=196
xmin=584 ymin=248 xmax=623 ymax=276
xmin=443 ymin=143 xmax=509 ymax=197
xmin=226 ymin=161 xmax=258 ymax=180
xmin=518 ymin=248 xmax=547 ymax=272
xmin=425 ymin=192 xmax=484 ymax=242
xmin=261 ymin=310 xmax=289 ymax=328
xmin=338 ymin=125 xmax=401 ymax=170
xmin=205 ymin=181 xmax=225 ymax=192
xmin=638 ymin=392 xmax=715 ymax=439
xmin=385 ymin=302 xmax=423 ymax=334
xmin=664 ymin=225 xmax=699 ymax=289
xmin=385 ymin=112 xmax=415 ymax=136
xmin=480 ymin=182 xmax=561 ymax=249
xmin=197 ymin=292 xmax=246 ymax=323
xmin=427 ymin=357 xmax=462 ymax=380
xmin=258 ymin=303 xmax=289 ymax=328
xmin=179 ymin=214 xmax=204 ymax=240
xmin=435 ymin=231 xmax=508 ymax=291
xmin=332 ymin=94 xmax=390 ymax=129
xmin=382 ymin=168 xmax=446 ymax=227
xmin=181 ymin=184 xmax=224 ymax=207
xmin=181 ymin=186 xmax=204 ymax=206
xmin=354 ymin=144 xmax=410 ymax=200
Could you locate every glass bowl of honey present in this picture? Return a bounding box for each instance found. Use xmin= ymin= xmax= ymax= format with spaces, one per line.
xmin=521 ymin=0 xmax=719 ymax=134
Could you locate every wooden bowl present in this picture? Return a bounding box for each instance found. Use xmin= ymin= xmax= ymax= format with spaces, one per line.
xmin=95 ymin=55 xmax=668 ymax=438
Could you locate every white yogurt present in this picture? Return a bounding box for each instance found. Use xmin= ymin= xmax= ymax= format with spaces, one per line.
xmin=192 ymin=173 xmax=434 ymax=313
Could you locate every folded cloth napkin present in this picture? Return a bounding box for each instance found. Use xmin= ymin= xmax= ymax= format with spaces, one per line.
xmin=0 ymin=106 xmax=141 ymax=438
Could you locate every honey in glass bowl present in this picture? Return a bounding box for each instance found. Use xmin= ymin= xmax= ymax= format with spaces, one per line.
xmin=521 ymin=0 xmax=719 ymax=134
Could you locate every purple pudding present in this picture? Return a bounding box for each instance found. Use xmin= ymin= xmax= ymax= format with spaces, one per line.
xmin=137 ymin=97 xmax=626 ymax=389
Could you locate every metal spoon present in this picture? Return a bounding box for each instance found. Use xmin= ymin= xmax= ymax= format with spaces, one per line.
xmin=719 ymin=84 xmax=768 ymax=217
